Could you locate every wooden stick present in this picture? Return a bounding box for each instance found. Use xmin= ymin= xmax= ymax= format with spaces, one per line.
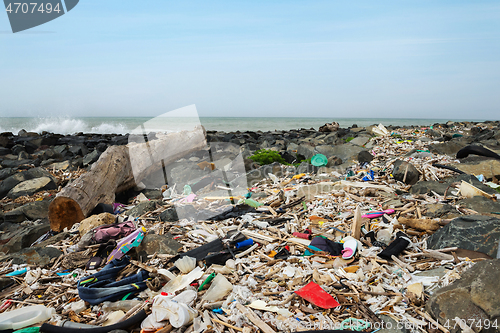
xmin=351 ymin=205 xmax=362 ymax=239
xmin=414 ymin=308 xmax=449 ymax=333
xmin=391 ymin=255 xmax=415 ymax=272
xmin=235 ymin=303 xmax=276 ymax=333
xmin=130 ymin=259 xmax=158 ymax=274
xmin=211 ymin=318 xmax=243 ymax=332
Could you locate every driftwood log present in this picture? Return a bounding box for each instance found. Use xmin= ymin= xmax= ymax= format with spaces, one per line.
xmin=48 ymin=127 xmax=206 ymax=232
xmin=398 ymin=217 xmax=441 ymax=232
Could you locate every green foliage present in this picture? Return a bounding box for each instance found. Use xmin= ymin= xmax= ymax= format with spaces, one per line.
xmin=344 ymin=137 xmax=354 ymax=142
xmin=249 ymin=149 xmax=286 ymax=165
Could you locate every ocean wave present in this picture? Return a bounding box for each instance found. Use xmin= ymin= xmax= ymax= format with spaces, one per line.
xmin=0 ymin=118 xmax=129 ymax=135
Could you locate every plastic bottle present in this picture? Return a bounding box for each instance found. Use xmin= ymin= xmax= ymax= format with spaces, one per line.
xmin=174 ymin=256 xmax=196 ymax=274
xmin=103 ymin=310 xmax=125 ymax=326
xmin=101 ymin=300 xmax=142 ymax=312
xmin=151 ymin=292 xmax=197 ymax=328
xmin=0 ymin=305 xmax=55 ymax=330
xmin=202 ymin=274 xmax=233 ymax=302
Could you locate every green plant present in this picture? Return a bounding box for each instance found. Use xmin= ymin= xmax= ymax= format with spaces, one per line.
xmin=345 ymin=137 xmax=354 ymax=142
xmin=249 ymin=149 xmax=286 ymax=165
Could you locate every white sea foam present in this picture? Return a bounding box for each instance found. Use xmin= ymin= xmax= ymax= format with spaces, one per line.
xmin=0 ymin=118 xmax=129 ymax=135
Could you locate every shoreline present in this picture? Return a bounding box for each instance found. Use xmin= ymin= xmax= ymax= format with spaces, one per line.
xmin=1 ymin=119 xmax=500 ymax=330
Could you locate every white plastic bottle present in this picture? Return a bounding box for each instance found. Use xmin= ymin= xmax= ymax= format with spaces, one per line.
xmin=0 ymin=305 xmax=55 ymax=330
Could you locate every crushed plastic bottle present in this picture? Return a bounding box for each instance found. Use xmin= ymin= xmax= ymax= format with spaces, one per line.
xmin=201 ymin=274 xmax=233 ymax=302
xmin=101 ymin=300 xmax=142 ymax=312
xmin=0 ymin=305 xmax=55 ymax=330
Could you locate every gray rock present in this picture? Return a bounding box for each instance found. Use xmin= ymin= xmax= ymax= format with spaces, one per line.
xmin=410 ymin=181 xmax=449 ymax=195
xmin=159 ymin=206 xmax=179 ymax=222
xmin=18 ymin=151 xmax=30 ymax=159
xmin=1 ymin=159 xmax=31 ymax=168
xmin=297 ymin=144 xmax=316 ymax=159
xmin=427 ymin=215 xmax=500 ymax=257
xmin=142 ymin=189 xmax=162 ymax=200
xmin=0 ymin=223 xmax=50 ymax=254
xmin=132 ymin=234 xmax=182 ymax=262
xmin=392 ymin=160 xmax=420 ymax=185
xmin=327 ymin=156 xmax=342 ymax=167
xmin=7 ymin=176 xmax=57 ymax=199
xmin=0 ymin=147 xmax=10 ymax=156
xmin=127 ymin=200 xmax=158 ymax=217
xmin=0 ymin=136 xmax=13 ymax=148
xmin=426 ymin=129 xmax=442 ymax=138
xmin=83 ymin=150 xmax=101 ymax=166
xmin=325 ymin=143 xmax=364 ymax=163
xmin=22 ymin=199 xmax=52 ymax=220
xmin=314 ymin=145 xmax=337 ymax=158
xmin=0 ymin=167 xmax=57 ymax=198
xmin=349 ymin=135 xmax=371 ymax=147
xmin=426 ymin=259 xmax=500 ymax=333
xmin=415 ymin=266 xmax=448 ymax=279
xmin=357 ymin=150 xmax=374 ymax=164
xmin=11 ymin=144 xmax=26 ymax=155
xmin=245 ymin=162 xmax=285 ymax=187
xmin=423 ymin=203 xmax=458 ymax=219
xmin=0 ymin=168 xmax=15 ymax=181
xmin=0 ymin=246 xmax=62 ymax=266
xmin=0 ymin=173 xmax=26 ymax=198
xmin=450 ymin=156 xmax=500 ymax=180
xmin=383 ymin=199 xmax=405 ymax=209
xmin=34 ymin=231 xmax=70 ymax=248
xmin=169 ymin=163 xmax=210 ymax=186
xmin=3 ymin=199 xmax=51 ymax=222
xmin=69 ymin=144 xmax=88 ymax=156
xmin=428 ymin=139 xmax=467 ymax=156
xmin=458 ymin=196 xmax=500 ymax=214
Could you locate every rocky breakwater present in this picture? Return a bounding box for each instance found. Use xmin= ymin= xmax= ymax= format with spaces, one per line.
xmin=0 ymin=120 xmax=500 ymax=332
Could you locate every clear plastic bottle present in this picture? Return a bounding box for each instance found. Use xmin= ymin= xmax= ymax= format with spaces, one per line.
xmin=0 ymin=305 xmax=55 ymax=330
xmin=101 ymin=300 xmax=142 ymax=312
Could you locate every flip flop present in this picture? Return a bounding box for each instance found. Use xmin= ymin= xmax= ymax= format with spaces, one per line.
xmin=341 ymin=239 xmax=358 ymax=259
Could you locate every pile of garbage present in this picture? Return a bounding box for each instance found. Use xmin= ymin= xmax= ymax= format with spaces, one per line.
xmin=1 ymin=121 xmax=500 ymax=333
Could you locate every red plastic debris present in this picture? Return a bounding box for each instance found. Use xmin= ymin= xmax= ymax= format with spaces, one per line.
xmin=294 ymin=281 xmax=340 ymax=309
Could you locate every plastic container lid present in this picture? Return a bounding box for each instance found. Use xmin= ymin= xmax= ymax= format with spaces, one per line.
xmin=311 ymin=154 xmax=328 ymax=167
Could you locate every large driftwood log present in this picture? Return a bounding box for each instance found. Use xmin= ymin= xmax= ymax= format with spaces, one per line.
xmin=48 ymin=127 xmax=206 ymax=232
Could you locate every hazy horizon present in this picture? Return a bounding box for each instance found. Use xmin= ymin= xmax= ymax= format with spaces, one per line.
xmin=1 ymin=1 xmax=499 ymax=119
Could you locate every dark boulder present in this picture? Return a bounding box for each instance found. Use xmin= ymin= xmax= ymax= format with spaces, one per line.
xmin=0 ymin=246 xmax=62 ymax=266
xmin=0 ymin=223 xmax=50 ymax=254
xmin=7 ymin=176 xmax=57 ymax=199
xmin=126 ymin=200 xmax=158 ymax=217
xmin=132 ymin=234 xmax=182 ymax=262
xmin=358 ymin=150 xmax=374 ymax=164
xmin=426 ymin=259 xmax=500 ymax=333
xmin=392 ymin=160 xmax=420 ymax=185
xmin=427 ymin=215 xmax=500 ymax=257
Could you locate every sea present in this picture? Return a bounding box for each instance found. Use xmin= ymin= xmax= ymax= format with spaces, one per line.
xmin=0 ymin=117 xmax=486 ymax=135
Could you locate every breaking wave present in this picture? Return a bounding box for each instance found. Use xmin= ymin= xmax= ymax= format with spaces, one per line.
xmin=0 ymin=118 xmax=129 ymax=135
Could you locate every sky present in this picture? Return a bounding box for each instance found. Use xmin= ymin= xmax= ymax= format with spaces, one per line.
xmin=0 ymin=0 xmax=500 ymax=119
